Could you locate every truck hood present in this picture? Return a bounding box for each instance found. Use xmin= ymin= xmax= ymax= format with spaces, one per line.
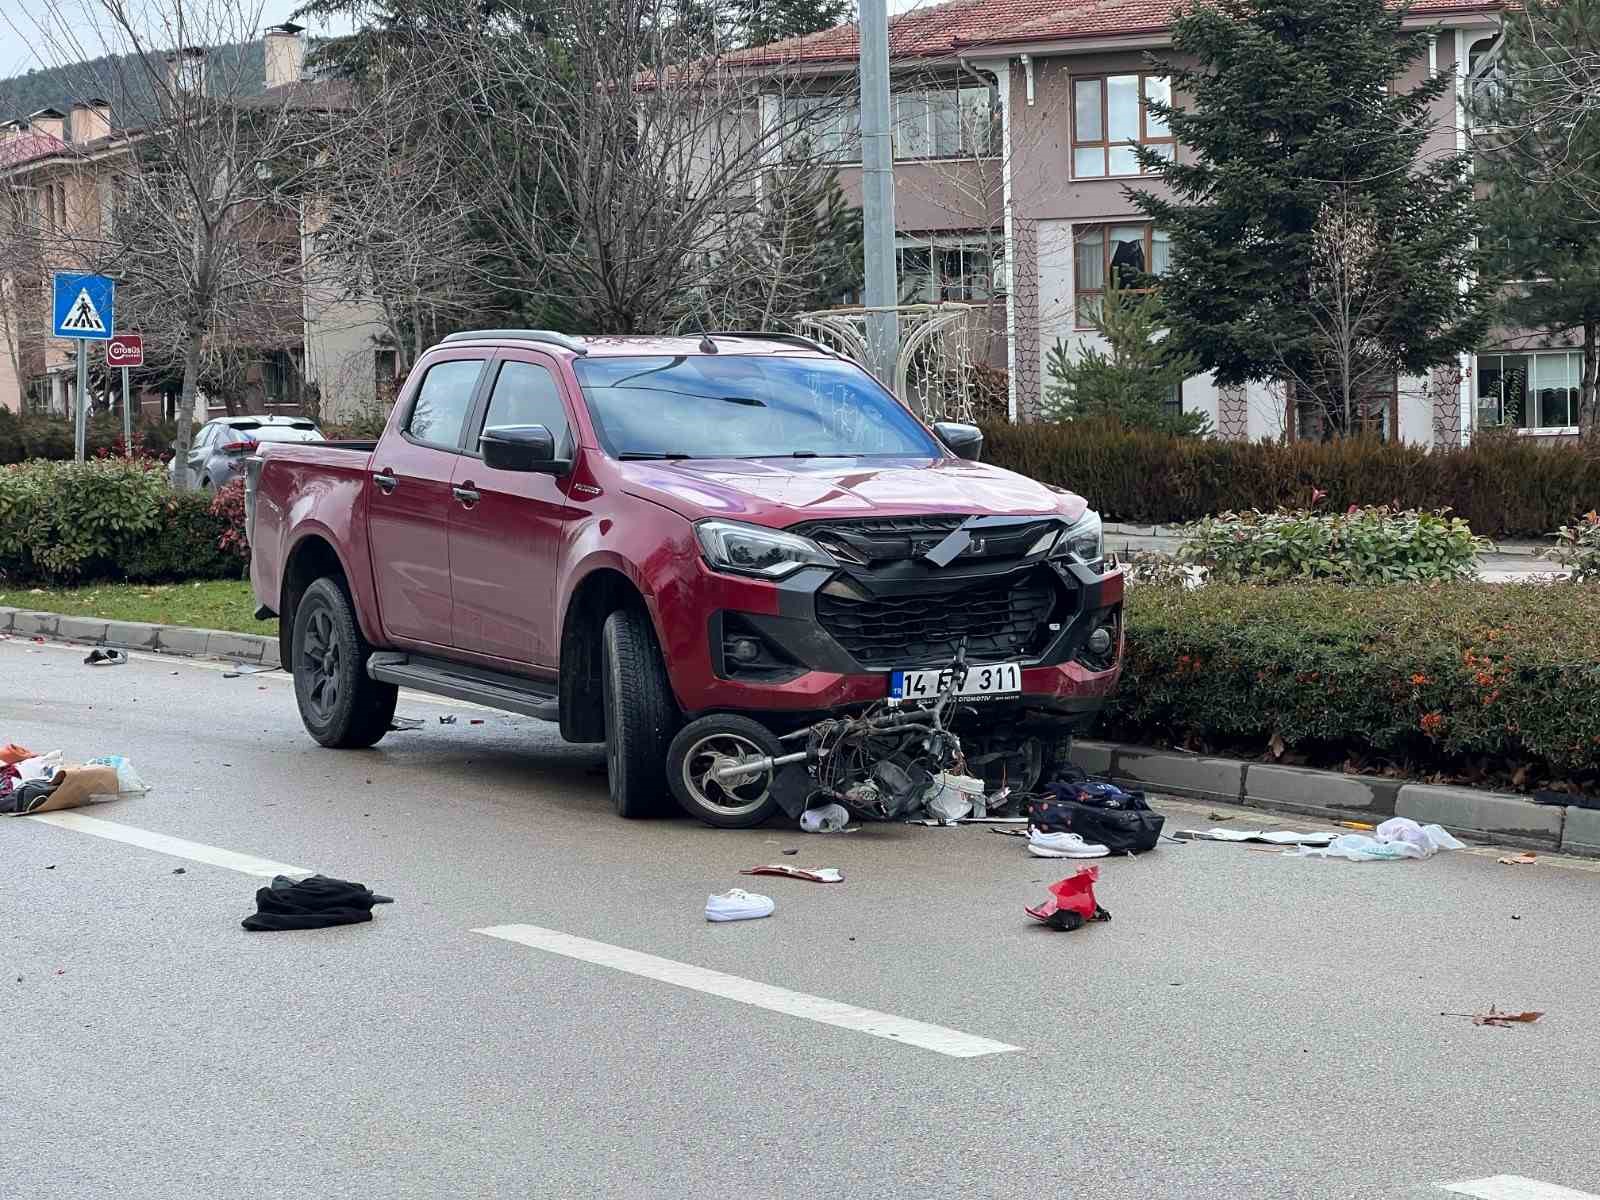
xmin=615 ymin=456 xmax=1087 ymax=528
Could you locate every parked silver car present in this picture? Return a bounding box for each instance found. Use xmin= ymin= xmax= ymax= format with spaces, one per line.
xmin=168 ymin=415 xmax=323 ymax=490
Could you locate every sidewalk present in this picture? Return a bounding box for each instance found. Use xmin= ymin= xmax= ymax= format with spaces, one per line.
xmin=1104 ymin=524 xmax=1557 ymax=583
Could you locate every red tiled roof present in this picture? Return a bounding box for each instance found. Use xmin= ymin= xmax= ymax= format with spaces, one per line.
xmin=722 ymin=0 xmax=1503 ymax=67
xmin=0 ymin=131 xmax=71 ymax=170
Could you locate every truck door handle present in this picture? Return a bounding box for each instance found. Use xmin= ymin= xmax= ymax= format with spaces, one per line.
xmin=452 ymin=484 xmax=480 ymax=507
xmin=372 ymin=471 xmax=398 ymax=494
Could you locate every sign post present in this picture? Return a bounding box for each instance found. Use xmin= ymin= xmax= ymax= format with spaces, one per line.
xmin=108 ymin=333 xmax=144 ymax=457
xmin=52 ymin=273 xmax=116 ymax=461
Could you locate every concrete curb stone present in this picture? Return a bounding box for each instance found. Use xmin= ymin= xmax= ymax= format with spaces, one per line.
xmin=16 ymin=610 xmax=61 ymax=638
xmin=1561 ymin=806 xmax=1600 ymax=856
xmin=151 ymin=625 xmax=212 ymax=656
xmin=1067 ymin=739 xmax=1115 ymax=776
xmin=1396 ymin=784 xmax=1564 ymax=848
xmin=1112 ymin=748 xmax=1244 ymax=803
xmin=103 ymin=621 xmax=162 ymax=650
xmin=57 ymin=616 xmax=110 ymax=645
xmin=205 ymin=631 xmax=268 ymax=664
xmin=1245 ymin=763 xmax=1401 ymax=818
xmin=0 ymin=606 xmax=15 ymax=632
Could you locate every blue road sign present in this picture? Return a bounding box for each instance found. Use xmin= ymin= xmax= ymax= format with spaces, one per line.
xmin=52 ymin=272 xmax=116 ymax=341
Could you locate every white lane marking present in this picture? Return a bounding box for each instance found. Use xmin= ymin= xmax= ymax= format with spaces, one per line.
xmin=1438 ymin=1177 xmax=1600 ymax=1200
xmin=474 ymin=923 xmax=1020 ymax=1059
xmin=25 ymin=812 xmax=312 ymax=878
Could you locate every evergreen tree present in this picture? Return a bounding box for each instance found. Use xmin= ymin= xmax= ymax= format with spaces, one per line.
xmin=1042 ymin=274 xmax=1211 ymax=436
xmin=1474 ymin=0 xmax=1600 ymax=439
xmin=1132 ymin=0 xmax=1490 ymax=430
xmin=731 ymin=0 xmax=853 ymax=47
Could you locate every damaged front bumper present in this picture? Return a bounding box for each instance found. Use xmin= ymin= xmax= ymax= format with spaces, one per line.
xmin=668 ymin=514 xmax=1126 ymax=728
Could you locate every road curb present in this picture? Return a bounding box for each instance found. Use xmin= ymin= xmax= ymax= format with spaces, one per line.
xmin=0 ymin=605 xmax=280 ymax=668
xmin=1071 ymin=739 xmax=1592 ymax=858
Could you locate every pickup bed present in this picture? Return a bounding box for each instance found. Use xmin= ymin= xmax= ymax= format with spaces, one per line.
xmin=247 ymin=329 xmax=1124 ymax=826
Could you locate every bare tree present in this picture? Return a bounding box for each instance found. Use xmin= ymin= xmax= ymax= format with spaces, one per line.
xmin=24 ymin=0 xmax=331 ymax=483
xmin=379 ymin=0 xmax=856 ymax=334
xmin=1274 ymin=196 xmax=1404 ymax=439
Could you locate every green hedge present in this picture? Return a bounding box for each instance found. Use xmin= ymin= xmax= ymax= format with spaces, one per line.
xmin=1107 ymin=581 xmax=1600 ymax=778
xmin=0 ymin=459 xmax=239 ymax=584
xmin=0 ymin=410 xmax=187 ymax=465
xmin=982 ymin=419 xmax=1600 ymax=539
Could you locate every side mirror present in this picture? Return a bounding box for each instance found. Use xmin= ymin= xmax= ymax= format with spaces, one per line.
xmin=481 ymin=424 xmax=566 ymax=474
xmin=932 ymin=421 xmax=984 ymax=462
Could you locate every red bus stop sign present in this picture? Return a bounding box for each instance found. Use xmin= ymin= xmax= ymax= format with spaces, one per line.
xmin=107 ymin=333 xmax=144 ymax=368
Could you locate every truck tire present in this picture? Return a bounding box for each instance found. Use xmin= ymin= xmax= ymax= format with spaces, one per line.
xmin=292 ymin=576 xmax=398 ymax=749
xmin=667 ymin=713 xmax=784 ymax=829
xmin=602 ymin=606 xmax=678 ymax=819
xmin=1038 ymin=732 xmax=1077 ymax=787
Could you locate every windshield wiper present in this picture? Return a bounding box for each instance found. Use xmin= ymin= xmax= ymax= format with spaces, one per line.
xmin=618 ymin=451 xmax=693 ymax=460
xmin=735 ymin=450 xmax=826 ymax=459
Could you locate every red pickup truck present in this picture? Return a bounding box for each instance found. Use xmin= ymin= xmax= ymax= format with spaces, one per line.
xmin=247 ymin=330 xmax=1124 ymax=826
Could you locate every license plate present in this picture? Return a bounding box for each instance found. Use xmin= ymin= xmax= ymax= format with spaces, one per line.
xmin=890 ymin=662 xmax=1022 ymax=702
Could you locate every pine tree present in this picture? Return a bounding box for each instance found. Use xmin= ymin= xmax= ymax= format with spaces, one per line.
xmin=1042 ymin=274 xmax=1211 ymax=436
xmin=1474 ymin=0 xmax=1600 ymax=440
xmin=1132 ymin=0 xmax=1490 ymax=430
xmin=731 ymin=0 xmax=853 ymax=47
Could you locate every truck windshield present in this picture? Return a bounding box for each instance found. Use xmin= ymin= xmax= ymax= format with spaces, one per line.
xmin=573 ymin=355 xmax=942 ymax=460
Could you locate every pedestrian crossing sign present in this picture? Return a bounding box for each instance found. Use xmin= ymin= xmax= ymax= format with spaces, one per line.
xmin=52 ymin=272 xmax=115 ymax=341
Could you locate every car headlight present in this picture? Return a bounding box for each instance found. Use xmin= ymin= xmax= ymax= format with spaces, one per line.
xmin=1053 ymin=510 xmax=1104 ymax=566
xmin=695 ymin=519 xmax=839 ymax=579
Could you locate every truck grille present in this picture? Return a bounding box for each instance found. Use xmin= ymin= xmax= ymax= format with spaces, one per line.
xmin=816 ymin=569 xmax=1059 ymax=669
xmin=796 ymin=515 xmax=1058 ymax=565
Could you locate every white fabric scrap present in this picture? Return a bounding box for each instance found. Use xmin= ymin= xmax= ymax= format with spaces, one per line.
xmin=1288 ymin=817 xmax=1465 ymax=861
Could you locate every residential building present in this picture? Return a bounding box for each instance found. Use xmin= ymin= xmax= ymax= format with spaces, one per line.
xmin=0 ymin=22 xmax=394 ymax=424
xmin=727 ymin=0 xmax=1529 ymax=444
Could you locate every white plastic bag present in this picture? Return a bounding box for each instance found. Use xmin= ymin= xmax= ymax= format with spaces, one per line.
xmin=84 ymin=755 xmax=150 ymax=794
xmin=924 ymin=772 xmax=983 ymax=822
xmin=1289 ymin=817 xmax=1463 ymax=862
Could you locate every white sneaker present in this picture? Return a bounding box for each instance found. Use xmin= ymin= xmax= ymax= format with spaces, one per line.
xmin=1027 ymin=830 xmax=1110 ymax=858
xmin=705 ymin=888 xmax=776 ymax=922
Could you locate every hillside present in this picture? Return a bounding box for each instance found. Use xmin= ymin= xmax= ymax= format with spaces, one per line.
xmin=0 ymin=43 xmax=264 ymax=127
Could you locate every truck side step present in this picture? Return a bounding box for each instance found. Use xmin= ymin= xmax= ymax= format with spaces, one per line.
xmin=367 ymin=653 xmax=560 ymax=723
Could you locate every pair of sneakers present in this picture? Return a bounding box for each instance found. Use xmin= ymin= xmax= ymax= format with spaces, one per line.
xmin=1027 ymin=826 xmax=1109 ymax=858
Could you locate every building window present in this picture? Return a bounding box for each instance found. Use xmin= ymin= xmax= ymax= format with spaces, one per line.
xmin=1073 ymin=223 xmax=1170 ymax=326
xmin=780 ymin=83 xmax=997 ymax=164
xmin=1072 ymin=74 xmax=1173 ymax=178
xmin=1467 ymin=35 xmax=1505 ymax=125
xmin=1478 ymin=350 xmax=1585 ymax=430
xmin=894 ymin=234 xmax=1003 ymax=303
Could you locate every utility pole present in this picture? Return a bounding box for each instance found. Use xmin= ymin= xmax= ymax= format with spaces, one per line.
xmin=858 ymin=0 xmax=901 ymax=400
xmin=74 ymin=339 xmax=88 ymax=462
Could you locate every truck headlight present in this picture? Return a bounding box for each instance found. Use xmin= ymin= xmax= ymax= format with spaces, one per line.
xmin=1053 ymin=510 xmax=1104 ymax=567
xmin=695 ymin=519 xmax=839 ymax=579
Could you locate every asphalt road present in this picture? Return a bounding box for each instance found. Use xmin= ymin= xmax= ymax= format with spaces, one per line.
xmin=4 ymin=638 xmax=1599 ymax=1200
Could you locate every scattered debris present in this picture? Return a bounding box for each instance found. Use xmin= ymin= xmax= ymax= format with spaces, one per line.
xmin=1024 ymin=867 xmax=1111 ymax=932
xmin=172 ymin=868 xmax=186 ymax=875
xmin=990 ymin=826 xmax=1030 ymax=838
xmin=1289 ymin=817 xmax=1464 ymax=862
xmin=1206 ymin=811 xmax=1234 ymax=822
xmin=241 ymin=874 xmax=393 ymax=932
xmin=1175 ymin=828 xmax=1339 ymax=846
xmin=389 ymin=717 xmax=425 ymax=731
xmin=780 ymin=847 xmax=798 ymax=855
xmin=705 ymin=888 xmax=774 ymax=922
xmin=82 ymin=648 xmax=127 ymax=667
xmin=1 ymin=744 xmax=36 ymax=765
xmin=222 ymin=671 xmax=241 ymax=679
xmin=1033 ymin=772 xmax=1165 ymax=854
xmin=469 ymin=719 xmax=484 ymax=725
xmin=1334 ymin=821 xmax=1376 ymax=831
xmin=740 ymin=864 xmax=843 ymax=883
xmin=1441 ymin=1006 xmax=1544 ymax=1027
xmin=439 ymin=715 xmax=457 ymax=725
xmin=1498 ymin=852 xmax=1538 ymax=866
xmin=799 ymin=803 xmax=850 ymax=833
xmin=44 ymin=864 xmax=55 ymax=870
